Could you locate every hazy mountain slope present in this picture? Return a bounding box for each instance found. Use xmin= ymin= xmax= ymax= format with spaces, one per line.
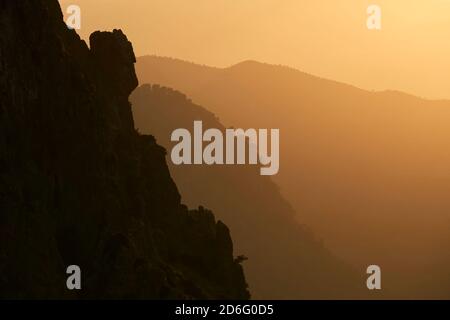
xmin=0 ymin=2 xmax=248 ymax=299
xmin=136 ymin=55 xmax=450 ymax=298
xmin=131 ymin=84 xmax=365 ymax=299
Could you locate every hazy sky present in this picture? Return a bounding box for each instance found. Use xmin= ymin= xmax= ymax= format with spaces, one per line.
xmin=60 ymin=0 xmax=450 ymax=99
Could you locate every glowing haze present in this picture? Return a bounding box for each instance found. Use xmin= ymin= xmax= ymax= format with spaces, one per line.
xmin=60 ymin=0 xmax=450 ymax=99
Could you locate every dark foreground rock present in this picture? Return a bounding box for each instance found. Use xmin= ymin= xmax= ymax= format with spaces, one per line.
xmin=0 ymin=1 xmax=249 ymax=299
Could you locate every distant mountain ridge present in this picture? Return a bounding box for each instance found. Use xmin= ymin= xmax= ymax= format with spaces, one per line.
xmin=136 ymin=55 xmax=450 ymax=298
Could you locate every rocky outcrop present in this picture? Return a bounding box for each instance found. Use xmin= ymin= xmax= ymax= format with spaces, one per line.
xmin=0 ymin=1 xmax=248 ymax=299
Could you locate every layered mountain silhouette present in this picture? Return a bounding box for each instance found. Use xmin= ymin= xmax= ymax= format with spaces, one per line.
xmin=0 ymin=1 xmax=248 ymax=299
xmin=131 ymin=84 xmax=364 ymax=299
xmin=137 ymin=55 xmax=450 ymax=298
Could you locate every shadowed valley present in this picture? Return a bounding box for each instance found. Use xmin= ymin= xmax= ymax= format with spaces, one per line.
xmin=136 ymin=55 xmax=450 ymax=298
xmin=131 ymin=84 xmax=364 ymax=299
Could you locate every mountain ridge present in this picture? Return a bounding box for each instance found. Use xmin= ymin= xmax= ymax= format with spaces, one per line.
xmin=136 ymin=54 xmax=450 ymax=298
xmin=138 ymin=55 xmax=449 ymax=103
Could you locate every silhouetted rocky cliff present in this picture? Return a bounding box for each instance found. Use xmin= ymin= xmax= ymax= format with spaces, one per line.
xmin=0 ymin=1 xmax=248 ymax=299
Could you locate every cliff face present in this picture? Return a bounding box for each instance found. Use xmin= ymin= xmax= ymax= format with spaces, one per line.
xmin=131 ymin=84 xmax=365 ymax=299
xmin=0 ymin=1 xmax=248 ymax=299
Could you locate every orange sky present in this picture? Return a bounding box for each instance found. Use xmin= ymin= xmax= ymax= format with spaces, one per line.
xmin=60 ymin=0 xmax=450 ymax=99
